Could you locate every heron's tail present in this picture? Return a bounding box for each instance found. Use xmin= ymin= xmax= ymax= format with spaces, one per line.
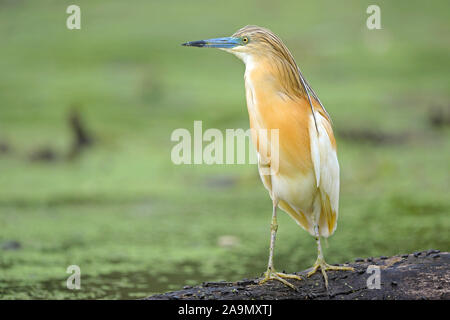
xmin=317 ymin=191 xmax=337 ymax=238
xmin=278 ymin=200 xmax=314 ymax=235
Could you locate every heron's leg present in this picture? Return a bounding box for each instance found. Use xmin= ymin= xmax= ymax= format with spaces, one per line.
xmin=266 ymin=200 xmax=278 ymax=272
xmin=307 ymin=225 xmax=354 ymax=289
xmin=259 ymin=201 xmax=302 ymax=290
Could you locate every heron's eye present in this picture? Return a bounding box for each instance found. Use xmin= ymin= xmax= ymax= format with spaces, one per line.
xmin=242 ymin=36 xmax=249 ymax=44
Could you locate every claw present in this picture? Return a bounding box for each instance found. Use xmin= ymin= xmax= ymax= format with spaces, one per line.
xmin=307 ymin=259 xmax=354 ymax=289
xmin=259 ymin=269 xmax=303 ymax=290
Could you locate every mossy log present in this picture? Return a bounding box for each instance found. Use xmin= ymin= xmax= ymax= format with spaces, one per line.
xmin=146 ymin=250 xmax=449 ymax=300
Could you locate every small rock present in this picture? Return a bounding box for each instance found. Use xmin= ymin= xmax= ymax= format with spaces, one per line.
xmin=29 ymin=147 xmax=58 ymax=162
xmin=217 ymin=235 xmax=240 ymax=248
xmin=2 ymin=240 xmax=21 ymax=251
xmin=380 ymin=256 xmax=388 ymax=260
xmin=0 ymin=141 xmax=11 ymax=154
xmin=401 ymin=254 xmax=409 ymax=258
xmin=432 ymin=254 xmax=440 ymax=259
xmin=355 ymin=257 xmax=364 ymax=262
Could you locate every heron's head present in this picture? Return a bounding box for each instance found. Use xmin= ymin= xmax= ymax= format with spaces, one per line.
xmin=183 ymin=25 xmax=307 ymax=99
xmin=182 ymin=25 xmax=293 ymax=64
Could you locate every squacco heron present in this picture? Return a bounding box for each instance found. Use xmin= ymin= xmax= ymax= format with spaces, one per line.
xmin=183 ymin=25 xmax=353 ymax=289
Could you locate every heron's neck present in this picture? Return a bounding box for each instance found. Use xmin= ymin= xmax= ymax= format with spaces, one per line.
xmin=240 ymin=53 xmax=303 ymax=102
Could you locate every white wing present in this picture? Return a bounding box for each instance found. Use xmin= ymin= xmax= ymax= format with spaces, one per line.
xmin=309 ymin=112 xmax=340 ymax=237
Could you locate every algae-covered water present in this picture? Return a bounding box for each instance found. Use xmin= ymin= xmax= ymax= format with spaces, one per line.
xmin=0 ymin=1 xmax=449 ymax=299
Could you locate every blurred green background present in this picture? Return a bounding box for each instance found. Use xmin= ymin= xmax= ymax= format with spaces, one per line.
xmin=0 ymin=0 xmax=449 ymax=299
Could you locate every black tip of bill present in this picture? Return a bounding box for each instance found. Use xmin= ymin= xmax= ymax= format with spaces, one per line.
xmin=181 ymin=40 xmax=207 ymax=47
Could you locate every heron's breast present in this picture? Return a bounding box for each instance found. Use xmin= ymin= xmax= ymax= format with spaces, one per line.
xmin=244 ymin=70 xmax=314 ymax=177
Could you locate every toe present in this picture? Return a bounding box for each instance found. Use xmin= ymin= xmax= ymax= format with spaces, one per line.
xmin=325 ymin=264 xmax=354 ymax=272
xmin=307 ymin=265 xmax=320 ymax=278
xmin=258 ymin=270 xmax=298 ymax=290
xmin=276 ymin=272 xmax=303 ymax=281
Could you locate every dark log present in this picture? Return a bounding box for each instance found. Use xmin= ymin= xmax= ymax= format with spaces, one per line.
xmin=146 ymin=250 xmax=449 ymax=300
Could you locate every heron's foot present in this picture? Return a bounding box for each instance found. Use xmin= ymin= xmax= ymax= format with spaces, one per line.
xmin=307 ymin=258 xmax=354 ymax=289
xmin=259 ymin=268 xmax=303 ymax=290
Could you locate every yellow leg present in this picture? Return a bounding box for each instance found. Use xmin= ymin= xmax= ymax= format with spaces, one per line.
xmin=259 ymin=201 xmax=303 ymax=290
xmin=307 ymin=225 xmax=354 ymax=289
